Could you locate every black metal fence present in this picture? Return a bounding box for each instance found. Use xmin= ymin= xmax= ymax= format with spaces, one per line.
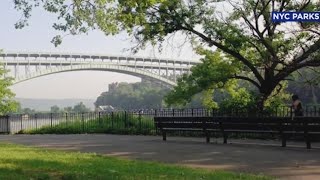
xmin=1 ymin=106 xmax=320 ymax=135
xmin=1 ymin=111 xmax=156 ymax=134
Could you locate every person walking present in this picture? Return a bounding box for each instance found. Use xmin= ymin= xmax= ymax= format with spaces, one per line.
xmin=292 ymin=95 xmax=303 ymax=117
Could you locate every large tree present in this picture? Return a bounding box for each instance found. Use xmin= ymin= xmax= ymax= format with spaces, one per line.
xmin=0 ymin=51 xmax=18 ymax=114
xmin=50 ymin=105 xmax=61 ymax=113
xmin=95 ymin=82 xmax=170 ymax=110
xmin=73 ymin=102 xmax=91 ymax=112
xmin=14 ymin=0 xmax=320 ymax=110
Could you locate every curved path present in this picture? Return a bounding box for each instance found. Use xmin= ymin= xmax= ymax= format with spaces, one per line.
xmin=0 ymin=134 xmax=319 ymax=180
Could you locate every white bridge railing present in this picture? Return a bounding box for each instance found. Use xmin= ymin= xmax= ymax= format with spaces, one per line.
xmin=1 ymin=52 xmax=200 ymax=86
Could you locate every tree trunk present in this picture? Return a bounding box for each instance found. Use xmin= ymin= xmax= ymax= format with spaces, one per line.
xmin=255 ymin=80 xmax=278 ymax=114
xmin=256 ymin=95 xmax=267 ymax=112
xmin=311 ymin=86 xmax=318 ymax=104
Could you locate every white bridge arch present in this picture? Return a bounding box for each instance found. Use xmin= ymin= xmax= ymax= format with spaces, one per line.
xmin=0 ymin=52 xmax=200 ymax=86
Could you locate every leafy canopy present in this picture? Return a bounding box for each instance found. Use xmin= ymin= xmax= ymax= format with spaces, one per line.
xmin=165 ymin=50 xmax=239 ymax=106
xmin=95 ymin=82 xmax=169 ymax=109
xmin=14 ymin=0 xmax=320 ymax=109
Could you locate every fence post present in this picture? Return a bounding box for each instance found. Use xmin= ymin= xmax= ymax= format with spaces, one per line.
xmin=98 ymin=111 xmax=102 ymax=126
xmin=20 ymin=114 xmax=23 ymax=132
xmin=139 ymin=110 xmax=142 ymax=132
xmin=304 ymin=121 xmax=311 ymax=149
xmin=35 ymin=114 xmax=38 ymax=130
xmin=82 ymin=113 xmax=85 ymax=132
xmin=111 ymin=112 xmax=114 ymax=129
xmin=124 ymin=111 xmax=128 ymax=128
xmin=50 ymin=113 xmax=53 ymax=128
xmin=65 ymin=113 xmax=68 ymax=127
xmin=6 ymin=115 xmax=9 ymax=134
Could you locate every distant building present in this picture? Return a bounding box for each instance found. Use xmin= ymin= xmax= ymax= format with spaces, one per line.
xmin=22 ymin=114 xmax=29 ymax=120
xmin=96 ymin=105 xmax=115 ymax=112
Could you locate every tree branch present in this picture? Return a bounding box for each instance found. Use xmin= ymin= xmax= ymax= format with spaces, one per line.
xmin=293 ymin=39 xmax=320 ymax=64
xmin=299 ymin=0 xmax=311 ymax=11
xmin=269 ymin=82 xmax=283 ymax=99
xmin=180 ymin=26 xmax=264 ymax=84
xmin=247 ymin=1 xmax=279 ymax=64
xmin=232 ymin=75 xmax=261 ymax=89
xmin=276 ymin=59 xmax=320 ymax=81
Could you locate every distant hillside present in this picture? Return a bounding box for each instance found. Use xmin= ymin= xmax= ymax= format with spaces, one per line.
xmin=15 ymin=98 xmax=95 ymax=111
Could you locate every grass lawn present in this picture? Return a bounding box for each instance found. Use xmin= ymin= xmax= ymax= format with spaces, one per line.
xmin=0 ymin=143 xmax=272 ymax=180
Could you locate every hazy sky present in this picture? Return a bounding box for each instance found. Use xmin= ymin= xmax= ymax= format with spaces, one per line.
xmin=0 ymin=0 xmax=199 ymax=100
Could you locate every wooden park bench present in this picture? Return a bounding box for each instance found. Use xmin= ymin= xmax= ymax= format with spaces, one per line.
xmin=154 ymin=116 xmax=320 ymax=149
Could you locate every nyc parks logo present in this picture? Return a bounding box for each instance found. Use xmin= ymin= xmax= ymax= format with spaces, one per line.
xmin=272 ymin=12 xmax=320 ymax=22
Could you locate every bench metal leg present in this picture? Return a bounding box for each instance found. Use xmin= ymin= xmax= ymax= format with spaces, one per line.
xmin=282 ymin=138 xmax=286 ymax=147
xmin=304 ymin=132 xmax=311 ymax=149
xmin=162 ymin=131 xmax=166 ymax=141
xmin=306 ymin=141 xmax=311 ymax=149
xmin=206 ymin=134 xmax=210 ymax=143
xmin=223 ymin=134 xmax=227 ymax=144
xmin=281 ymin=134 xmax=286 ymax=147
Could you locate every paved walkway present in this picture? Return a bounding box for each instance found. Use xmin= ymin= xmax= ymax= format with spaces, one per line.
xmin=0 ymin=134 xmax=319 ymax=180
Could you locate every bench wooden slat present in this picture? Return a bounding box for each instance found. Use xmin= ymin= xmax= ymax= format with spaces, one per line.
xmin=157 ymin=123 xmax=205 ymax=129
xmin=154 ymin=116 xmax=320 ymax=149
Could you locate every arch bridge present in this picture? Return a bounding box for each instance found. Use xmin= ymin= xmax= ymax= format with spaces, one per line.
xmin=0 ymin=52 xmax=200 ymax=87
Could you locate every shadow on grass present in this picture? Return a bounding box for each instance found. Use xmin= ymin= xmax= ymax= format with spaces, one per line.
xmin=0 ymin=143 xmax=271 ymax=180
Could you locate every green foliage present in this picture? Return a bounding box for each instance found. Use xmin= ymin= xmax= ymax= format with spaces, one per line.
xmin=165 ymin=51 xmax=239 ymax=107
xmin=219 ymin=87 xmax=256 ymax=112
xmin=220 ymin=81 xmax=291 ymax=113
xmin=201 ymin=88 xmax=218 ymax=109
xmin=63 ymin=106 xmax=73 ymax=113
xmin=49 ymin=102 xmax=91 ymax=113
xmin=21 ymin=107 xmax=37 ymax=114
xmin=165 ymin=49 xmax=292 ymax=110
xmin=0 ymin=52 xmax=18 ymax=114
xmin=165 ymin=50 xmax=255 ymax=109
xmin=50 ymin=105 xmax=60 ymax=113
xmin=0 ymin=143 xmax=271 ymax=180
xmin=73 ymin=102 xmax=91 ymax=112
xmin=14 ymin=103 xmax=39 ymax=114
xmin=264 ymin=82 xmax=291 ymax=109
xmin=95 ymin=81 xmax=170 ymax=109
xmin=24 ymin=113 xmax=156 ymax=135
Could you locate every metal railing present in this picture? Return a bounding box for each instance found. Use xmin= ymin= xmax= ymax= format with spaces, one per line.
xmin=1 ymin=106 xmax=320 ymax=134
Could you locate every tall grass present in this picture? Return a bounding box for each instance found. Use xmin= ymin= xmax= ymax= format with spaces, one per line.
xmin=23 ymin=112 xmax=157 ymax=135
